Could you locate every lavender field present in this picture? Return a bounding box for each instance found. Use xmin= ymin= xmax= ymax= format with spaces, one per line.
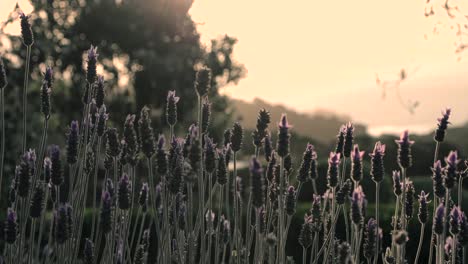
xmin=1 ymin=1 xmax=468 ymax=264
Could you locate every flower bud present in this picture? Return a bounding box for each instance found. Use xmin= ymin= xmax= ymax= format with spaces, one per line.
xmin=276 ymin=114 xmax=291 ymax=157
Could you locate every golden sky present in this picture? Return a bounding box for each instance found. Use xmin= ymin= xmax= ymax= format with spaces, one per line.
xmin=189 ymin=0 xmax=468 ymax=133
xmin=2 ymin=0 xmax=468 ymax=134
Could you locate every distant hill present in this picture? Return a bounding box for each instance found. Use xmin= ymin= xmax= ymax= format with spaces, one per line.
xmin=231 ymin=98 xmax=367 ymax=144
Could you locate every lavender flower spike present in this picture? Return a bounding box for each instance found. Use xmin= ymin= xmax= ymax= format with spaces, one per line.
xmin=276 ymin=114 xmax=291 ymax=158
xmin=450 ymin=206 xmax=462 ymax=236
xmin=370 ymin=141 xmax=386 ymax=183
xmin=395 ymin=130 xmax=415 ymax=169
xmin=19 ymin=12 xmax=34 ymax=46
xmin=433 ymin=203 xmax=445 ymax=235
xmin=435 ymin=108 xmax=451 ymax=142
xmin=327 ymin=152 xmax=341 ymax=188
xmin=444 ymin=150 xmax=459 ymax=190
xmin=351 ymin=144 xmax=364 ymax=182
xmin=166 ymin=90 xmax=180 ymax=127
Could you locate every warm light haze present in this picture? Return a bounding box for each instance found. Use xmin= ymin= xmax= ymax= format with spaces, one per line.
xmin=2 ymin=0 xmax=468 ymax=135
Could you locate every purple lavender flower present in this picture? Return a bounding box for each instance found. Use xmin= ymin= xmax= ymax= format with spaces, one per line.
xmin=138 ymin=183 xmax=149 ymax=212
xmin=40 ymin=81 xmax=51 ymax=119
xmin=252 ymin=108 xmax=271 ymax=147
xmin=230 ymin=122 xmax=243 ymax=153
xmin=105 ymin=128 xmax=120 ymax=158
xmin=445 ymin=236 xmax=453 ymax=257
xmin=96 ymin=105 xmax=108 ymax=137
xmin=43 ymin=157 xmax=51 ymax=183
xmin=285 ymin=186 xmax=297 ymax=216
xmin=86 ymin=45 xmax=98 ymax=84
xmin=250 ymin=157 xmax=265 ymax=208
xmin=351 ymin=186 xmax=365 ymax=225
xmin=434 ymin=203 xmax=445 ymax=235
xmin=418 ymin=190 xmax=430 ymax=224
xmin=156 ymin=134 xmax=167 ymax=175
xmin=166 ymin=90 xmax=180 ymax=127
xmin=83 ymin=238 xmax=94 ymax=264
xmin=194 ymin=66 xmax=212 ymax=97
xmin=370 ymin=141 xmax=386 ymax=183
xmin=343 ymin=122 xmax=354 ymax=158
xmin=123 ymin=114 xmax=138 ymax=166
xmin=54 ymin=205 xmax=69 ymax=244
xmin=297 ymin=143 xmax=314 ymax=183
xmin=459 ymin=213 xmax=468 ymax=246
xmin=4 ymin=209 xmax=17 ymax=244
xmin=444 ymin=150 xmax=460 ymax=189
xmin=29 ymin=183 xmax=45 ymax=218
xmin=139 ymin=106 xmax=155 ymax=158
xmin=66 ymin=121 xmax=79 ymax=164
xmin=298 ymin=215 xmax=313 ymax=249
xmin=351 ymin=144 xmax=364 ymax=182
xmin=395 ymin=130 xmax=414 ymax=169
xmin=95 ymin=75 xmax=105 ymax=109
xmin=435 ymin=108 xmax=451 ymax=142
xmin=327 ymin=152 xmax=341 ymax=188
xmin=19 ymin=12 xmax=33 ymax=46
xmin=450 ymin=206 xmax=462 ymax=235
xmin=336 ymin=179 xmax=352 ymax=205
xmin=335 ymin=125 xmax=346 ymax=155
xmin=276 ymin=114 xmax=291 ymax=157
xmin=43 ymin=66 xmax=53 ymax=89
xmin=118 ymin=173 xmax=131 ymax=210
xmin=432 ymin=160 xmax=446 ymax=198
xmin=201 ymin=96 xmax=211 ymax=132
xmin=405 ymin=180 xmax=415 ymax=219
xmin=100 ymin=191 xmax=113 ymax=234
xmin=364 ymin=218 xmax=377 ymax=260
xmin=217 ymin=149 xmax=228 ymax=185
xmin=392 ymin=171 xmax=402 ymax=197
xmin=17 ymin=149 xmax=36 ymax=198
xmin=204 ymin=136 xmax=217 ymax=174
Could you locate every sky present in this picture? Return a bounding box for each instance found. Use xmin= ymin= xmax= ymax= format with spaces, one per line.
xmin=189 ymin=0 xmax=468 ymax=134
xmin=2 ymin=0 xmax=468 ymax=135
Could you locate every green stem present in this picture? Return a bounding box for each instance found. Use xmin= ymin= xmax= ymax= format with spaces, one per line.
xmin=277 ymin=157 xmax=285 ymax=264
xmin=313 ymin=206 xmax=342 ymax=264
xmin=429 ymin=142 xmax=440 ymax=264
xmin=0 ymin=88 xmax=5 ymax=195
xmin=90 ymin=137 xmax=102 ymax=240
xmin=302 ymin=246 xmax=307 ymax=264
xmin=374 ymin=182 xmax=380 ymax=264
xmin=459 ymin=176 xmax=463 ymax=206
xmin=413 ymin=223 xmax=425 ymax=264
xmin=21 ymin=45 xmax=31 ymax=154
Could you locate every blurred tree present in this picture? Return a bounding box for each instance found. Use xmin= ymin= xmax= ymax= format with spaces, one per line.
xmin=0 ymin=0 xmax=245 ymax=140
xmin=0 ymin=0 xmax=245 ymax=205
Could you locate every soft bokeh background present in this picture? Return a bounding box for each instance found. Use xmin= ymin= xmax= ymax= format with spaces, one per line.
xmin=1 ymin=0 xmax=468 ymax=262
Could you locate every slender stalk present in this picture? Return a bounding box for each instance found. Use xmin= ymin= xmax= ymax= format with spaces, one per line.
xmin=302 ymin=246 xmax=307 ymax=264
xmin=343 ymin=204 xmax=350 ymax=243
xmin=0 ymin=88 xmax=5 ymax=194
xmin=277 ymin=157 xmax=285 ymax=264
xmin=429 ymin=142 xmax=441 ymax=264
xmin=312 ymin=206 xmax=342 ymax=264
xmin=34 ymin=186 xmax=50 ymax=261
xmin=233 ymin=151 xmax=240 ymax=264
xmin=28 ymin=218 xmax=37 ymax=264
xmin=414 ymin=223 xmax=425 ymax=264
xmin=452 ymin=236 xmax=458 ymax=264
xmin=374 ymin=182 xmax=380 ymax=264
xmin=311 ymin=179 xmax=317 ymax=195
xmin=391 ymin=195 xmax=400 ymax=255
xmin=90 ymin=137 xmax=102 ymax=239
xmin=21 ymin=45 xmax=31 ymax=154
xmin=459 ymin=176 xmax=463 ymax=206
